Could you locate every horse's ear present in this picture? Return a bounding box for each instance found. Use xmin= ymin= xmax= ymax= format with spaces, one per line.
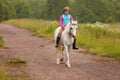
xmin=76 ymin=20 xmax=78 ymax=23
xmin=73 ymin=20 xmax=78 ymax=24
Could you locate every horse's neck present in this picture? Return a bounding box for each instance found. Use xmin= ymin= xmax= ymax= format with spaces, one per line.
xmin=64 ymin=23 xmax=70 ymax=33
xmin=62 ymin=23 xmax=72 ymax=38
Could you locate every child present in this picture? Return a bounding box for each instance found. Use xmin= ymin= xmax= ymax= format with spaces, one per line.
xmin=55 ymin=7 xmax=78 ymax=50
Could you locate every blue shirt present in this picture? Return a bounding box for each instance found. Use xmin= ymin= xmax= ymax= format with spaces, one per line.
xmin=62 ymin=14 xmax=71 ymax=26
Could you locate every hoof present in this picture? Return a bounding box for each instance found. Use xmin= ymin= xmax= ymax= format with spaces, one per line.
xmin=65 ymin=63 xmax=71 ymax=68
xmin=57 ymin=62 xmax=60 ymax=64
xmin=67 ymin=65 xmax=71 ymax=68
xmin=57 ymin=60 xmax=60 ymax=64
xmin=60 ymin=58 xmax=64 ymax=62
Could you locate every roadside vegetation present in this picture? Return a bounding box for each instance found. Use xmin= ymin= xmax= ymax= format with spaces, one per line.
xmin=3 ymin=19 xmax=58 ymax=39
xmin=0 ymin=58 xmax=27 ymax=80
xmin=0 ymin=36 xmax=6 ymax=80
xmin=0 ymin=36 xmax=4 ymax=48
xmin=3 ymin=19 xmax=120 ymax=60
xmin=0 ymin=63 xmax=7 ymax=80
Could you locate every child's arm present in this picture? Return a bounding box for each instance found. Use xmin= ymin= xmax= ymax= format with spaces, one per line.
xmin=70 ymin=16 xmax=73 ymax=21
xmin=60 ymin=16 xmax=65 ymax=29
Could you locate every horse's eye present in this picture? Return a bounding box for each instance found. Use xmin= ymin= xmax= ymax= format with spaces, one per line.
xmin=70 ymin=27 xmax=72 ymax=30
xmin=72 ymin=24 xmax=76 ymax=25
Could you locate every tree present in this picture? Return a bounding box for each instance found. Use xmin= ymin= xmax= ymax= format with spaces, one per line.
xmin=14 ymin=0 xmax=31 ymax=18
xmin=71 ymin=0 xmax=118 ymax=23
xmin=0 ymin=0 xmax=5 ymax=22
xmin=3 ymin=0 xmax=17 ymax=20
xmin=0 ymin=0 xmax=120 ymax=23
xmin=46 ymin=0 xmax=69 ymax=20
xmin=115 ymin=2 xmax=120 ymax=22
xmin=27 ymin=0 xmax=46 ymax=19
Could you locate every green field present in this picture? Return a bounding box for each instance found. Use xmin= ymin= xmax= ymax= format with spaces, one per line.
xmin=3 ymin=19 xmax=120 ymax=60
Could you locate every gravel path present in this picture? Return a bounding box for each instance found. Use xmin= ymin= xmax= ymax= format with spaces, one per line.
xmin=0 ymin=24 xmax=120 ymax=80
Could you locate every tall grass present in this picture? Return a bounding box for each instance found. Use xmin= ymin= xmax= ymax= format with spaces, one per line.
xmin=3 ymin=19 xmax=58 ymax=40
xmin=77 ymin=24 xmax=120 ymax=59
xmin=3 ymin=19 xmax=120 ymax=60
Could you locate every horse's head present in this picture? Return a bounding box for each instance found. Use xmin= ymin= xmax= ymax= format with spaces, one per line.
xmin=69 ymin=20 xmax=78 ymax=37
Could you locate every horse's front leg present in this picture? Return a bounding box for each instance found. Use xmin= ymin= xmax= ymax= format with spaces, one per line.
xmin=65 ymin=45 xmax=71 ymax=68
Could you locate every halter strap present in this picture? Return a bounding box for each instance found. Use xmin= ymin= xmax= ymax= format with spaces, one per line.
xmin=69 ymin=25 xmax=74 ymax=37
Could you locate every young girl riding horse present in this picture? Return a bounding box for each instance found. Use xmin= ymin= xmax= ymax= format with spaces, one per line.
xmin=55 ymin=7 xmax=78 ymax=50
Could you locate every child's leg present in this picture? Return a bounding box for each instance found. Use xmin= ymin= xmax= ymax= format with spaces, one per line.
xmin=73 ymin=36 xmax=79 ymax=50
xmin=55 ymin=29 xmax=64 ymax=48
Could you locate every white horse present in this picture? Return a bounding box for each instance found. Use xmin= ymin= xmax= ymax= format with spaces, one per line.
xmin=54 ymin=20 xmax=78 ymax=67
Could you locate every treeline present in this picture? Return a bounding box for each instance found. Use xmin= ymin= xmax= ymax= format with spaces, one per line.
xmin=0 ymin=0 xmax=120 ymax=23
xmin=72 ymin=0 xmax=120 ymax=23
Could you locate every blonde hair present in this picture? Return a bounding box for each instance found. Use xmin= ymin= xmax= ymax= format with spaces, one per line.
xmin=63 ymin=7 xmax=70 ymax=14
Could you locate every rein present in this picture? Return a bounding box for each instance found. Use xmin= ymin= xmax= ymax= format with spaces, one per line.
xmin=68 ymin=24 xmax=75 ymax=38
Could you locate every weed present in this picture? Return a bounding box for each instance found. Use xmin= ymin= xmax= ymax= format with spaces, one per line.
xmin=8 ymin=58 xmax=26 ymax=64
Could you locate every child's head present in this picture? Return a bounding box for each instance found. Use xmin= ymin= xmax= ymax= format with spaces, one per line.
xmin=63 ymin=7 xmax=70 ymax=14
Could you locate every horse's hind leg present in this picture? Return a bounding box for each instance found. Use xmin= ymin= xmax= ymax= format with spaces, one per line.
xmin=60 ymin=54 xmax=64 ymax=62
xmin=56 ymin=50 xmax=60 ymax=64
xmin=57 ymin=45 xmax=64 ymax=64
xmin=56 ymin=44 xmax=62 ymax=64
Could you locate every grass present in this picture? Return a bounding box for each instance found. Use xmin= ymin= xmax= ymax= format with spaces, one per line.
xmin=8 ymin=58 xmax=26 ymax=64
xmin=0 ymin=35 xmax=6 ymax=80
xmin=0 ymin=36 xmax=4 ymax=48
xmin=77 ymin=24 xmax=120 ymax=59
xmin=3 ymin=19 xmax=58 ymax=40
xmin=6 ymin=58 xmax=29 ymax=80
xmin=3 ymin=19 xmax=120 ymax=60
xmin=0 ymin=58 xmax=27 ymax=80
xmin=0 ymin=63 xmax=7 ymax=80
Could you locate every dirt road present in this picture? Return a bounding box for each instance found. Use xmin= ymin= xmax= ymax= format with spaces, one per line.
xmin=0 ymin=24 xmax=120 ymax=80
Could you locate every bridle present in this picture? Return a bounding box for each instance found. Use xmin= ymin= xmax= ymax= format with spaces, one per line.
xmin=69 ymin=23 xmax=77 ymax=37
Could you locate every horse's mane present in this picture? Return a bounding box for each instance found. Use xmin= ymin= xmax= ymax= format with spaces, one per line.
xmin=64 ymin=22 xmax=71 ymax=33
